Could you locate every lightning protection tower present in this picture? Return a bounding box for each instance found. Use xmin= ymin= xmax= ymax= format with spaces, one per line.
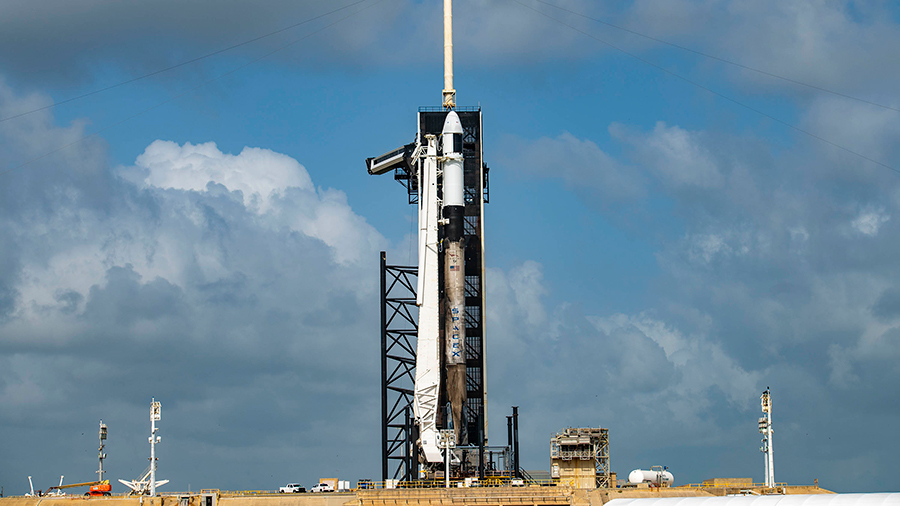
xmin=367 ymin=0 xmax=489 ymax=481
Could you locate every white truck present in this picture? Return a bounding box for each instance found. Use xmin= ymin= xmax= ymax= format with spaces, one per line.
xmin=278 ymin=484 xmax=305 ymax=493
xmin=309 ymin=483 xmax=334 ymax=493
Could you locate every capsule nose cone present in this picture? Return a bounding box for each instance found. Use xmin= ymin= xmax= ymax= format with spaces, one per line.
xmin=442 ymin=110 xmax=463 ymax=135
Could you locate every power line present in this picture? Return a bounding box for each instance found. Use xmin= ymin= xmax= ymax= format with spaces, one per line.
xmin=0 ymin=0 xmax=387 ymax=179
xmin=532 ymin=0 xmax=900 ymax=113
xmin=0 ymin=0 xmax=369 ymax=124
xmin=510 ymin=0 xmax=900 ymax=176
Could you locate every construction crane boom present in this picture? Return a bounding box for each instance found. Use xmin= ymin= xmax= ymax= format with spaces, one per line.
xmin=48 ymin=480 xmax=103 ymax=490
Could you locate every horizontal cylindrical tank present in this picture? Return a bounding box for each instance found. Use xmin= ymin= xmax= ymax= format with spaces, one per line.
xmin=628 ymin=469 xmax=674 ymax=486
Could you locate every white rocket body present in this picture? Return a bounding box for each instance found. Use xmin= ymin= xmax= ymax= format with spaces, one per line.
xmin=442 ymin=111 xmax=465 ymax=367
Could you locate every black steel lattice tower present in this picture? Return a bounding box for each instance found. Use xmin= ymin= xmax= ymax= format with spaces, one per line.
xmin=380 ymin=254 xmax=418 ymax=481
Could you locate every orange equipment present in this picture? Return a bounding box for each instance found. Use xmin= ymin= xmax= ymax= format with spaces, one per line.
xmin=87 ymin=481 xmax=112 ymax=496
xmin=47 ymin=480 xmax=112 ymax=497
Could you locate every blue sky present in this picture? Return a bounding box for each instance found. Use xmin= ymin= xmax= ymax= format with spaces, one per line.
xmin=2 ymin=0 xmax=900 ymax=495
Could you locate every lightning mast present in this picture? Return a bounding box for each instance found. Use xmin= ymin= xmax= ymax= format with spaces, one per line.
xmin=442 ymin=0 xmax=456 ymax=109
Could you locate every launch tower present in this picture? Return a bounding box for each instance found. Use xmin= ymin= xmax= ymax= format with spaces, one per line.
xmin=368 ymin=0 xmax=489 ymax=482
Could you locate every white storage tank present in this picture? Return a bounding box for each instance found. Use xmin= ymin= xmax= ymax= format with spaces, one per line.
xmin=628 ymin=469 xmax=674 ymax=486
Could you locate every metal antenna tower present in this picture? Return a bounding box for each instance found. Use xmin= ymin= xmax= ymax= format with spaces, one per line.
xmin=149 ymin=399 xmax=161 ymax=497
xmin=759 ymin=388 xmax=774 ymax=488
xmin=97 ymin=420 xmax=108 ymax=481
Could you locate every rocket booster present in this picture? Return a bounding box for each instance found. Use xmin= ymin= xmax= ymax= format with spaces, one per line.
xmin=442 ymin=111 xmax=467 ymax=444
xmin=442 ymin=111 xmax=464 ymax=364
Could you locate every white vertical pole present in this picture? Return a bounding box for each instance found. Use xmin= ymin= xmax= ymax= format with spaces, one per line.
xmin=98 ymin=421 xmax=107 ymax=482
xmin=150 ymin=416 xmax=156 ymax=497
xmin=760 ymin=389 xmax=774 ymax=488
xmin=444 ymin=447 xmax=450 ymax=489
xmin=149 ymin=398 xmax=160 ymax=497
xmin=767 ymin=400 xmax=775 ymax=488
xmin=442 ymin=0 xmax=455 ymax=109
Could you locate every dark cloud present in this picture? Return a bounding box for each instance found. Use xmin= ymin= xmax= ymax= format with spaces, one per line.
xmin=84 ymin=265 xmax=185 ymax=325
xmin=0 ymin=278 xmax=17 ymax=322
xmin=625 ymin=0 xmax=900 ymax=98
xmin=872 ymin=288 xmax=900 ymax=321
xmin=0 ymin=0 xmax=605 ymax=87
xmin=54 ymin=289 xmax=84 ymax=315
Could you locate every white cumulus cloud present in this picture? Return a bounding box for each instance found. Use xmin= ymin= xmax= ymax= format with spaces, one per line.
xmin=139 ymin=140 xmax=313 ymax=213
xmin=135 ymin=139 xmax=385 ymax=265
